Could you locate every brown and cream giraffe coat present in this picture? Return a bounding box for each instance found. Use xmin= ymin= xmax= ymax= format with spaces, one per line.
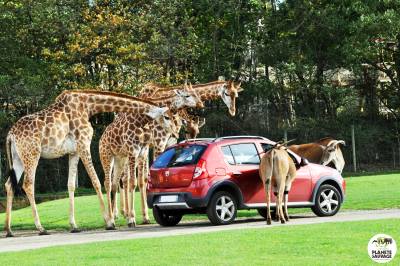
xmin=99 ymin=85 xmax=202 ymax=228
xmin=3 ymin=90 xmax=173 ymax=236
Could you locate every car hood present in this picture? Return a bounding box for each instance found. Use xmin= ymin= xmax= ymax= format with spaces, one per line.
xmin=307 ymin=163 xmax=343 ymax=180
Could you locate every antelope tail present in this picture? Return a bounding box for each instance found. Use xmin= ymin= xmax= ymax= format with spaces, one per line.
xmin=261 ymin=150 xmax=274 ymax=183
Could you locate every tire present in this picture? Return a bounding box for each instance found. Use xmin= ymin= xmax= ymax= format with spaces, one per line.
xmin=311 ymin=184 xmax=342 ymax=217
xmin=207 ymin=191 xmax=237 ymax=225
xmin=152 ymin=207 xmax=182 ymax=226
xmin=257 ymin=208 xmax=276 ymax=219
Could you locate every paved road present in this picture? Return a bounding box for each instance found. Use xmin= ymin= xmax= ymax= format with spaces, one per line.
xmin=0 ymin=209 xmax=399 ymax=253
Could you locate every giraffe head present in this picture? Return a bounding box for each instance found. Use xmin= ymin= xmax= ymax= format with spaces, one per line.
xmin=184 ymin=116 xmax=206 ymax=139
xmin=219 ymin=81 xmax=243 ymax=116
xmin=146 ymin=106 xmax=176 ymax=135
xmin=173 ymin=83 xmax=204 ymax=109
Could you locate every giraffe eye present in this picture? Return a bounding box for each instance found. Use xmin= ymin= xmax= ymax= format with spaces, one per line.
xmin=164 ymin=115 xmax=170 ymax=120
xmin=224 ymin=92 xmax=230 ymax=97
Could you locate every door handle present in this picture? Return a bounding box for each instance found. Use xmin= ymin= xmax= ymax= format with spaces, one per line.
xmin=232 ymin=170 xmax=242 ymax=176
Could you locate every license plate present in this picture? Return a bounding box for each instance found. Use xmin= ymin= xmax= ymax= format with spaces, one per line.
xmin=159 ymin=195 xmax=178 ymax=203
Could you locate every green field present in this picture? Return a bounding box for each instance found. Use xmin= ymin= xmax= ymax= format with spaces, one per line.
xmin=0 ymin=219 xmax=399 ymax=265
xmin=0 ymin=173 xmax=399 ymax=231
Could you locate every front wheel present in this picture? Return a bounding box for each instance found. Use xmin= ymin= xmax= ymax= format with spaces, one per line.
xmin=311 ymin=184 xmax=342 ymax=217
xmin=207 ymin=191 xmax=237 ymax=225
xmin=153 ymin=207 xmax=182 ymax=226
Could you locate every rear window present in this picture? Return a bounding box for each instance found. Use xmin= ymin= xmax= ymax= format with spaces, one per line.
xmin=152 ymin=145 xmax=206 ymax=168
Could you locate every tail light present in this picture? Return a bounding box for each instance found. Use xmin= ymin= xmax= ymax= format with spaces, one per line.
xmin=193 ymin=158 xmax=208 ymax=180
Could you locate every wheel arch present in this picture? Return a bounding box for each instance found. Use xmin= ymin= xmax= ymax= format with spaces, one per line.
xmin=205 ymin=180 xmax=244 ymax=208
xmin=311 ymin=176 xmax=345 ymax=204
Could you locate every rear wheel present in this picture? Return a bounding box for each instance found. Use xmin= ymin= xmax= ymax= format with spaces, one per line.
xmin=311 ymin=184 xmax=342 ymax=217
xmin=153 ymin=207 xmax=182 ymax=226
xmin=207 ymin=191 xmax=237 ymax=225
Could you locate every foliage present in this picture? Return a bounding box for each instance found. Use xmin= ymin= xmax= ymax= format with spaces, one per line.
xmin=1 ymin=1 xmax=400 ymax=192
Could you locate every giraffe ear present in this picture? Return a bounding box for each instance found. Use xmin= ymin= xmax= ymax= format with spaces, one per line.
xmin=198 ymin=117 xmax=206 ymax=128
xmin=146 ymin=106 xmax=168 ymax=119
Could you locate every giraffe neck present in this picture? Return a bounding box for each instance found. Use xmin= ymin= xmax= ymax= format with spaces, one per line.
xmin=56 ymin=90 xmax=161 ymax=117
xmin=192 ymin=82 xmax=226 ymax=101
xmin=142 ymin=91 xmax=180 ymax=109
xmin=139 ymin=80 xmax=226 ymax=101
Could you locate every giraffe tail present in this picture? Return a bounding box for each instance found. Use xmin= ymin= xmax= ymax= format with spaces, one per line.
xmin=4 ymin=136 xmax=24 ymax=196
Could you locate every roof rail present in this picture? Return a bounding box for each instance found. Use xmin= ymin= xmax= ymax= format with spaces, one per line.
xmin=213 ymin=136 xmax=270 ymax=142
xmin=179 ymin=138 xmax=215 ymax=144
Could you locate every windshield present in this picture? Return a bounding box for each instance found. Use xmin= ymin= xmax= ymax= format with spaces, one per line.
xmin=152 ymin=145 xmax=207 ymax=168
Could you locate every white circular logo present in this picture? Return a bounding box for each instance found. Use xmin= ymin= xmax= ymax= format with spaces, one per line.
xmin=368 ymin=234 xmax=397 ymax=263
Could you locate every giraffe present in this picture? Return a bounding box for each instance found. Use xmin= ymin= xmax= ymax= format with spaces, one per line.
xmin=179 ymin=109 xmax=206 ymax=140
xmin=139 ymin=80 xmax=243 ymax=116
xmin=3 ymin=90 xmax=174 ymax=236
xmin=117 ymin=80 xmax=242 ymax=223
xmin=99 ymin=84 xmax=203 ymax=228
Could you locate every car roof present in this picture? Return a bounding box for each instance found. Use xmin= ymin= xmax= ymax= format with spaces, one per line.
xmin=179 ymin=136 xmax=276 ymax=145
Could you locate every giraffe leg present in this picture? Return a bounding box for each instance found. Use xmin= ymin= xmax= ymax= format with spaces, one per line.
xmin=108 ymin=157 xmax=126 ymax=229
xmin=4 ymin=179 xmax=15 ymax=237
xmin=68 ymin=154 xmax=81 ymax=233
xmin=127 ymin=158 xmax=137 ymax=227
xmin=112 ymin=183 xmax=119 ymax=220
xmin=115 ymin=163 xmax=129 ymax=220
xmin=79 ymin=148 xmax=107 ymax=227
xmin=99 ymin=143 xmax=114 ymax=226
xmin=138 ymin=158 xmax=150 ymax=224
xmin=119 ymin=179 xmax=125 ymax=218
xmin=21 ymin=160 xmax=48 ymax=235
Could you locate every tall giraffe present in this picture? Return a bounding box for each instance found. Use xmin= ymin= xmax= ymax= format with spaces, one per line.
xmin=3 ymin=90 xmax=173 ymax=236
xmin=99 ymin=84 xmax=203 ymax=228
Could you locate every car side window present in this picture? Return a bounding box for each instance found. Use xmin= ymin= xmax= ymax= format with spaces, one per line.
xmin=229 ymin=143 xmax=260 ymax=165
xmin=221 ymin=146 xmax=235 ymax=165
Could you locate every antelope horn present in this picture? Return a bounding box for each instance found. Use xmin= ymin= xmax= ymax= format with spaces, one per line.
xmin=327 ymin=140 xmax=346 ymax=148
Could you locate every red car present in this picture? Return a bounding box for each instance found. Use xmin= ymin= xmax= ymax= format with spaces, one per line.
xmin=147 ymin=136 xmax=346 ymax=226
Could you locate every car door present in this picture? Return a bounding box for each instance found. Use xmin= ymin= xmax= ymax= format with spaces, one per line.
xmin=258 ymin=143 xmax=313 ymax=203
xmin=221 ymin=143 xmax=262 ymax=204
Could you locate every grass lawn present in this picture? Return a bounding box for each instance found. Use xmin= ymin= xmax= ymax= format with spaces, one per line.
xmin=0 ymin=219 xmax=399 ymax=265
xmin=0 ymin=173 xmax=399 ymax=231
